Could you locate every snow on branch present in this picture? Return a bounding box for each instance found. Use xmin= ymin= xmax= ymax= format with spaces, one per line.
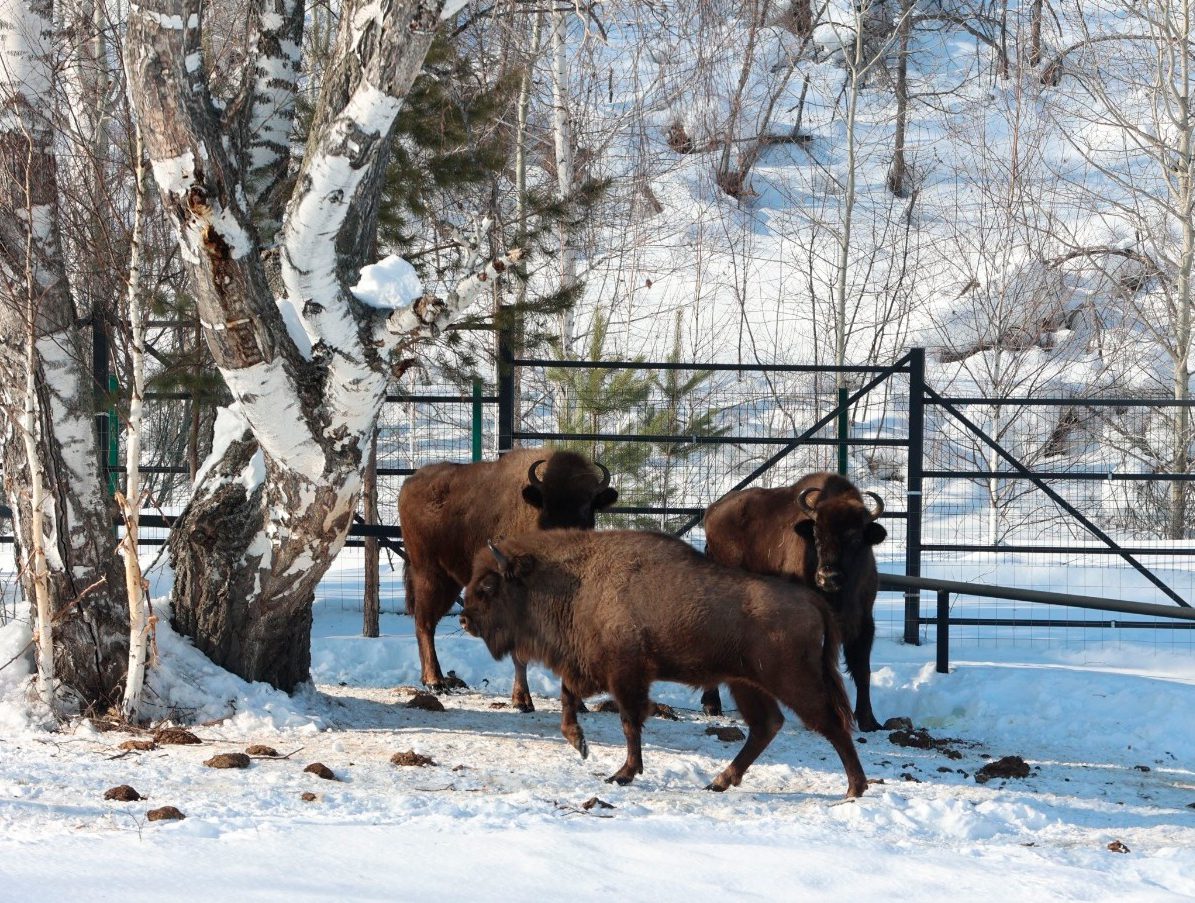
xmin=373 ymin=235 xmax=525 ymax=347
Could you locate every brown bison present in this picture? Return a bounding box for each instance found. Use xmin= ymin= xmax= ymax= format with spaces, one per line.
xmin=399 ymin=448 xmax=618 ymax=711
xmin=703 ymin=471 xmax=887 ymax=730
xmin=460 ymin=529 xmax=868 ymax=798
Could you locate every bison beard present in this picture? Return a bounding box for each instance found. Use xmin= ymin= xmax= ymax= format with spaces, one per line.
xmin=703 ymin=471 xmax=887 ymax=730
xmin=399 ymin=448 xmax=616 ymax=710
xmin=461 ymin=530 xmax=868 ymax=798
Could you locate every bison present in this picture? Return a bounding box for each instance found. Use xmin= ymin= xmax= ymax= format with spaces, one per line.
xmin=703 ymin=472 xmax=887 ymax=730
xmin=460 ymin=529 xmax=868 ymax=798
xmin=399 ymin=448 xmax=618 ymax=711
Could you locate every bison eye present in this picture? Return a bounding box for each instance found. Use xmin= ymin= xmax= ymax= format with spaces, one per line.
xmin=480 ymin=574 xmax=500 ymax=594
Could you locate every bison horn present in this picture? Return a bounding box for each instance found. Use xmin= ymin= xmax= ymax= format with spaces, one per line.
xmin=526 ymin=459 xmax=546 ymax=487
xmin=864 ymin=491 xmax=885 ymax=519
xmin=594 ymin=461 xmax=611 ymax=489
xmin=488 ymin=540 xmax=510 ymax=571
xmin=797 ymin=487 xmax=822 ymax=516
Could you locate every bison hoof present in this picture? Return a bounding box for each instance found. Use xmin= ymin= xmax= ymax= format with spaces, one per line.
xmin=705 ymin=780 xmax=729 ymax=793
xmin=604 ymin=771 xmax=636 ymax=786
xmin=569 ymin=735 xmax=589 ymax=760
xmin=515 ymin=701 xmax=535 ymax=714
xmin=702 ymin=702 xmax=723 ymax=717
xmin=426 ymin=673 xmax=468 ymax=693
xmin=856 ymin=713 xmax=882 ymax=732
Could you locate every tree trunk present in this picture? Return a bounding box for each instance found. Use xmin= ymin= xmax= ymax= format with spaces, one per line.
xmin=0 ymin=0 xmax=128 ymax=709
xmin=120 ymin=123 xmax=152 ymax=720
xmin=887 ymin=0 xmax=912 ymax=197
xmin=362 ymin=428 xmax=380 ymax=639
xmin=1029 ymin=0 xmax=1044 ymax=68
xmin=128 ymin=0 xmax=517 ymax=690
xmin=550 ymin=6 xmax=577 ymax=348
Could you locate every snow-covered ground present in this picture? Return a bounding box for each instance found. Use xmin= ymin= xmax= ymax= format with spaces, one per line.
xmin=1 ymin=597 xmax=1193 ymax=901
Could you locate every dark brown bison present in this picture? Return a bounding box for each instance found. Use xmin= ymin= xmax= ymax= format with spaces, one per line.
xmin=460 ymin=529 xmax=868 ymax=798
xmin=703 ymin=471 xmax=887 ymax=730
xmin=399 ymin=448 xmax=617 ymax=711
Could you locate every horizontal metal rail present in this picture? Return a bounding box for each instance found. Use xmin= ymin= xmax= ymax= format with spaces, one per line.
xmin=925 ymin=469 xmax=1195 ymax=481
xmin=513 ymin=358 xmax=910 ymax=374
xmin=880 ymin=571 xmax=1195 ymax=674
xmin=880 ymin=572 xmax=1195 ymax=620
xmin=916 ymin=615 xmax=1195 ymax=629
xmin=512 ymin=430 xmax=907 ymax=447
xmin=928 ymin=396 xmax=1195 ymax=407
xmin=921 ymin=543 xmax=1195 ymax=555
xmin=383 ymin=394 xmax=497 ymax=404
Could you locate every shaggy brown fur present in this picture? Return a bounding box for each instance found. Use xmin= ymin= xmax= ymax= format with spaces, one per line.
xmin=703 ymin=471 xmax=887 ymax=729
xmin=399 ymin=448 xmax=617 ymax=710
xmin=461 ymin=529 xmax=868 ymax=798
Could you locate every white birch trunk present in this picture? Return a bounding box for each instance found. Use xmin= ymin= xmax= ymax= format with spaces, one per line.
xmin=0 ymin=0 xmax=128 ymax=708
xmin=126 ymin=0 xmax=520 ymax=689
xmin=23 ymin=291 xmax=53 ymax=709
xmin=120 ymin=124 xmax=151 ymax=720
xmin=551 ymin=6 xmax=577 ymax=348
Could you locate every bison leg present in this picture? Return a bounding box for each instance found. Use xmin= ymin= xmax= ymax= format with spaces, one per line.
xmin=844 ymin=618 xmax=881 ymax=731
xmin=511 ymin=654 xmax=535 ymax=712
xmin=700 ymin=685 xmax=723 ymax=717
xmin=707 ymin=682 xmax=784 ymax=792
xmin=410 ymin=571 xmax=466 ymax=692
xmin=560 ymin=683 xmax=588 ymax=759
xmin=605 ymin=688 xmax=651 ymax=786
xmin=773 ymin=665 xmax=868 ymax=799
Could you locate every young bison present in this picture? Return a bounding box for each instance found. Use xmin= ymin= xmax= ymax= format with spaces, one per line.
xmin=703 ymin=472 xmax=887 ymax=730
xmin=460 ymin=529 xmax=868 ymax=798
xmin=399 ymin=448 xmax=617 ymax=711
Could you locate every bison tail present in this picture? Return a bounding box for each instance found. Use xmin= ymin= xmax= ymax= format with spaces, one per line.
xmin=816 ymin=601 xmax=855 ymax=735
xmin=403 ymin=561 xmax=416 ymax=617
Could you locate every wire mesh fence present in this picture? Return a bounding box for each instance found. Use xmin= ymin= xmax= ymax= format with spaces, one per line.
xmin=2 ymin=350 xmax=1194 ymax=658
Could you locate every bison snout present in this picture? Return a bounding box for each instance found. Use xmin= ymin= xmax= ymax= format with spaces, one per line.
xmin=815 ymin=568 xmax=842 ymax=593
xmin=459 ymin=613 xmax=476 ymax=636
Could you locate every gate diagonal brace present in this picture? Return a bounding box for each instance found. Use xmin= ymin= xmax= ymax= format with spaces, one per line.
xmin=925 ymin=386 xmax=1190 ymax=609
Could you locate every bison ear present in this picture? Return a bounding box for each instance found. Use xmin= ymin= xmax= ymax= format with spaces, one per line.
xmin=521 ymin=485 xmax=545 ymax=509
xmin=865 ymin=522 xmax=888 ymax=546
xmin=510 ymin=554 xmax=537 ymax=579
xmin=593 ymin=487 xmax=619 ymax=510
xmin=793 ymin=519 xmax=815 ymax=539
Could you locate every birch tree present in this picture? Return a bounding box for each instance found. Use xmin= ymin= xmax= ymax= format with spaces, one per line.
xmin=0 ymin=0 xmax=129 ymax=708
xmin=125 ymin=0 xmax=518 ymax=690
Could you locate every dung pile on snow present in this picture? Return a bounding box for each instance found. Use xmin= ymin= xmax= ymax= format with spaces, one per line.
xmin=405 ymin=691 xmax=445 ymax=712
xmin=975 ymin=755 xmax=1032 ymax=784
xmin=146 ymin=806 xmax=185 ymax=822
xmin=104 ymin=785 xmax=142 ymax=802
xmin=204 ymin=753 xmax=251 ymax=769
xmin=154 ymin=727 xmax=201 ymax=745
xmin=888 ymin=726 xmax=965 ymax=760
xmin=304 ymin=762 xmax=337 ymax=781
xmin=390 ymin=750 xmax=436 ymax=767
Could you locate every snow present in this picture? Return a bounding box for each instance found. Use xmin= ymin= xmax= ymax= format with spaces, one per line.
xmin=148 ymin=152 xmax=196 ymax=195
xmin=351 ymin=255 xmax=424 ymax=310
xmin=1 ymin=595 xmax=1193 ymax=899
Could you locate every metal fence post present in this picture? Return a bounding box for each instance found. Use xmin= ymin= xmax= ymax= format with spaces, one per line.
xmin=904 ymin=347 xmax=925 ymax=645
xmin=936 ymin=589 xmax=950 ymax=673
xmin=497 ymin=318 xmax=514 ymax=454
xmin=471 ymin=378 xmax=483 ymax=462
xmin=837 ymin=386 xmax=849 ymax=475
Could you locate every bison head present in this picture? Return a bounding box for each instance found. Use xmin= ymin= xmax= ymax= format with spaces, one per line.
xmin=461 ymin=541 xmax=536 ymax=660
xmin=794 ymin=486 xmax=886 ymax=593
xmin=521 ymin=452 xmax=618 ymax=529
